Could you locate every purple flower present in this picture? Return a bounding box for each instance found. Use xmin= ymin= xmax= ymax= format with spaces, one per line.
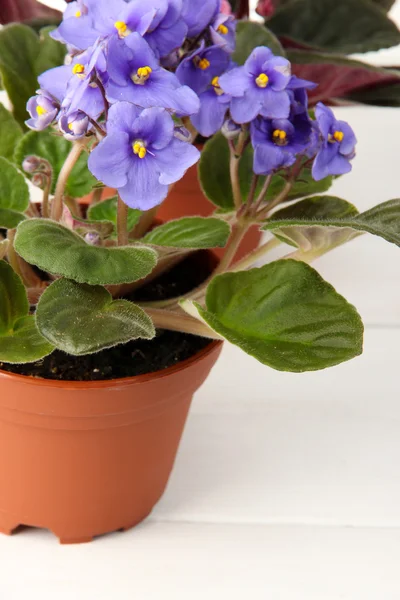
xmin=52 ymin=0 xmax=185 ymax=57
xmin=219 ymin=46 xmax=292 ymax=123
xmin=209 ymin=13 xmax=236 ymax=53
xmin=26 ymin=90 xmax=59 ymax=131
xmin=312 ymin=103 xmax=357 ymax=181
xmin=140 ymin=0 xmax=188 ymax=58
xmin=176 ymin=43 xmax=231 ymax=95
xmin=88 ymin=102 xmax=200 ymax=210
xmin=39 ymin=46 xmax=106 ymax=121
xmin=181 ymin=0 xmax=220 ymax=37
xmin=251 ymin=111 xmax=312 ymax=175
xmin=191 ymin=75 xmax=231 ymax=137
xmin=106 ymin=33 xmax=199 ymax=115
xmin=59 ymin=110 xmax=90 ymax=141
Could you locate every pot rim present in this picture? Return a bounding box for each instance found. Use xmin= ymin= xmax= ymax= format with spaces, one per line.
xmin=0 ymin=340 xmax=223 ymax=390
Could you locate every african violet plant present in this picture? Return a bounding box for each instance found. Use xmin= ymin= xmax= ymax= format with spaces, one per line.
xmin=0 ymin=0 xmax=399 ymax=373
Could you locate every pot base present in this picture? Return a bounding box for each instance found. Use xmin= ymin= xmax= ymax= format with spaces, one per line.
xmin=0 ymin=506 xmax=152 ymax=544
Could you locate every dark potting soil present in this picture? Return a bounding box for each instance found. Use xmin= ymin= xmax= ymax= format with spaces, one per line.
xmin=0 ymin=252 xmax=213 ymax=381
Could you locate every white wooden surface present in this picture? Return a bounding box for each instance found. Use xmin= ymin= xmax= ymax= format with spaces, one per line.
xmin=1 ymin=2 xmax=399 ymax=598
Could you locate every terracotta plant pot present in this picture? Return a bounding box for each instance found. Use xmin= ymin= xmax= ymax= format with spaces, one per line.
xmin=0 ymin=341 xmax=222 ymax=544
xmin=96 ymin=163 xmax=262 ymax=261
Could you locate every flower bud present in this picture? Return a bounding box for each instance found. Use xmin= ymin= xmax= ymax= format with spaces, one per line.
xmin=59 ymin=110 xmax=90 ymax=141
xmin=31 ymin=173 xmax=46 ymax=188
xmin=256 ymin=0 xmax=275 ymax=18
xmin=22 ymin=155 xmax=42 ymax=174
xmin=174 ymin=126 xmax=192 ymax=143
xmin=221 ymin=118 xmax=241 ymax=140
xmin=84 ymin=232 xmax=100 ymax=246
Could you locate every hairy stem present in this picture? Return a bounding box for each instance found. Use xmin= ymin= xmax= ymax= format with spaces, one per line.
xmin=256 ymin=180 xmax=293 ymax=221
xmin=132 ymin=206 xmax=159 ymax=239
xmin=41 ymin=174 xmax=52 ymax=218
xmin=117 ymin=196 xmax=129 ymax=246
xmin=91 ymin=187 xmax=103 ymax=205
xmin=6 ymin=230 xmax=42 ymax=287
xmin=230 ymin=237 xmax=281 ymax=272
xmin=213 ymin=220 xmax=249 ymax=275
xmin=230 ymin=151 xmax=242 ymax=211
xmin=51 ymin=140 xmax=86 ymax=221
xmin=252 ymin=174 xmax=272 ymax=215
xmin=246 ymin=174 xmax=259 ymax=210
xmin=145 ymin=308 xmax=222 ymax=340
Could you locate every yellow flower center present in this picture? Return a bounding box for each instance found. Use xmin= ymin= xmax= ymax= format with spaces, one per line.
xmin=217 ymin=23 xmax=229 ymax=35
xmin=133 ymin=140 xmax=147 ymax=159
xmin=72 ymin=63 xmax=85 ymax=76
xmin=36 ymin=105 xmax=47 ymax=117
xmin=198 ymin=58 xmax=210 ymax=70
xmin=75 ymin=10 xmax=82 ymax=17
xmin=212 ymin=76 xmax=224 ymax=96
xmin=333 ymin=131 xmax=344 ymax=143
xmin=131 ymin=65 xmax=152 ymax=85
xmin=272 ymin=129 xmax=287 ymax=146
xmin=256 ymin=73 xmax=269 ymax=88
xmin=114 ymin=21 xmax=130 ymax=38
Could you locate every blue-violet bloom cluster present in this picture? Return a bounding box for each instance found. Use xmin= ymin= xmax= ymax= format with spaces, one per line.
xmin=26 ymin=0 xmax=357 ymax=210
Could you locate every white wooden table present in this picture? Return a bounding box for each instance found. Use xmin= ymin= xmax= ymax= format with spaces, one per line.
xmin=0 ymin=3 xmax=399 ymax=599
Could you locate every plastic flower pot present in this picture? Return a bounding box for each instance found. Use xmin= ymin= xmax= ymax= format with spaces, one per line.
xmin=0 ymin=340 xmax=222 ymax=544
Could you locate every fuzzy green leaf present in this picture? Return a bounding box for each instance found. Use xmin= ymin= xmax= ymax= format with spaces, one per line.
xmin=0 ymin=157 xmax=29 ymax=229
xmin=36 ymin=278 xmax=155 ymax=356
xmin=0 ymin=105 xmax=23 ymax=160
xmin=14 ymin=219 xmax=158 ymax=286
xmin=14 ymin=130 xmax=96 ymax=198
xmin=0 ymin=260 xmax=54 ymax=363
xmin=190 ymin=260 xmax=364 ymax=372
xmin=87 ymin=196 xmax=142 ymax=235
xmin=143 ymin=217 xmax=231 ymax=249
xmin=233 ymin=22 xmax=285 ymax=65
xmin=268 ymin=0 xmax=400 ymax=54
xmin=264 ymin=197 xmax=400 ymax=249
xmin=0 ymin=24 xmax=66 ymax=127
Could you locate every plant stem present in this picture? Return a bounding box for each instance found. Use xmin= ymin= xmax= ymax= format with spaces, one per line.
xmin=51 ymin=140 xmax=86 ymax=221
xmin=246 ymin=174 xmax=259 ymax=210
xmin=132 ymin=206 xmax=159 ymax=239
xmin=91 ymin=187 xmax=103 ymax=205
xmin=117 ymin=195 xmax=129 ymax=246
xmin=213 ymin=220 xmax=249 ymax=275
xmin=256 ymin=180 xmax=293 ymax=221
xmin=41 ymin=174 xmax=51 ymax=218
xmin=252 ymin=174 xmax=272 ymax=215
xmin=145 ymin=308 xmax=222 ymax=340
xmin=230 ymin=237 xmax=281 ymax=272
xmin=230 ymin=150 xmax=242 ymax=211
xmin=6 ymin=230 xmax=42 ymax=288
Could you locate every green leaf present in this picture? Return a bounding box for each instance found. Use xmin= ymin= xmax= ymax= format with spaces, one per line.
xmin=233 ymin=22 xmax=285 ymax=65
xmin=0 ymin=105 xmax=23 ymax=160
xmin=36 ymin=278 xmax=155 ymax=356
xmin=0 ymin=24 xmax=66 ymax=127
xmin=263 ymin=197 xmax=400 ymax=249
xmin=189 ymin=260 xmax=363 ymax=372
xmin=14 ymin=130 xmax=96 ymax=198
xmin=199 ymin=133 xmax=234 ymax=210
xmin=371 ymin=0 xmax=395 ymax=11
xmin=199 ymin=134 xmax=333 ymax=210
xmin=0 ymin=157 xmax=29 ymax=229
xmin=268 ymin=0 xmax=400 ymax=54
xmin=0 ymin=260 xmax=54 ymax=363
xmin=143 ymin=217 xmax=231 ymax=249
xmin=87 ymin=196 xmax=142 ymax=235
xmin=14 ymin=219 xmax=158 ymax=286
xmin=35 ymin=26 xmax=67 ymax=76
